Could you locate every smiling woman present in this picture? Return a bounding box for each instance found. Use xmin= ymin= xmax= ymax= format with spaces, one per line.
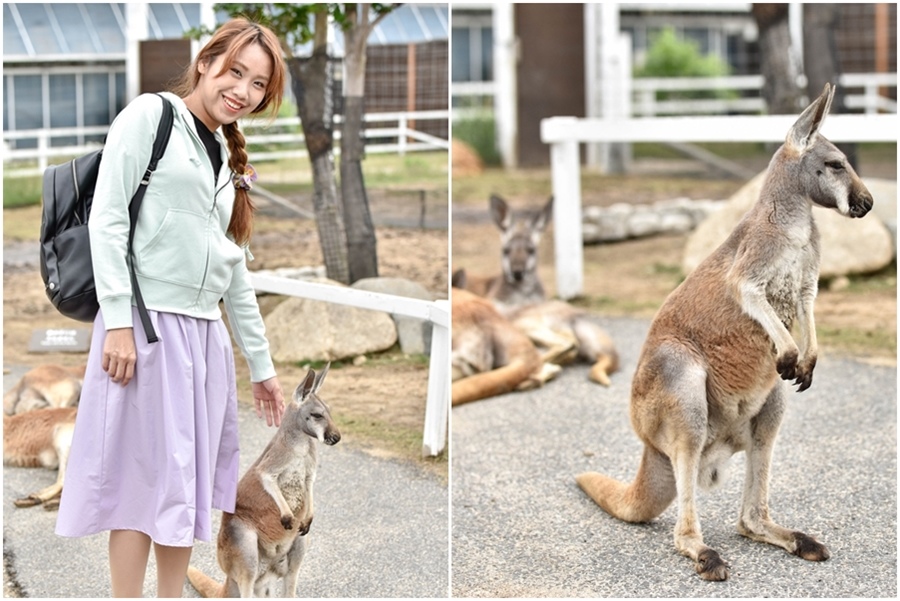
xmin=52 ymin=17 xmax=291 ymax=599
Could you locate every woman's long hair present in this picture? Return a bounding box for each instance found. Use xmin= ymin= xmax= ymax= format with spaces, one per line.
xmin=172 ymin=18 xmax=286 ymax=246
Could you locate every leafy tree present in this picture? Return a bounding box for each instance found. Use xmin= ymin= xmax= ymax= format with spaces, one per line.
xmin=635 ymin=27 xmax=734 ymax=100
xmin=210 ymin=3 xmax=396 ymax=283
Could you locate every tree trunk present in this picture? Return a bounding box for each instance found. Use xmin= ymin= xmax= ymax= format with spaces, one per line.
xmin=340 ymin=5 xmax=379 ymax=283
xmin=287 ymin=14 xmax=349 ymax=284
xmin=751 ymin=4 xmax=802 ymax=115
xmin=803 ymin=4 xmax=857 ymax=170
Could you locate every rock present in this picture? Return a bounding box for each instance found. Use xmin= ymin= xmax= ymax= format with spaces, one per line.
xmin=683 ymin=171 xmax=895 ymax=278
xmin=264 ymin=278 xmax=398 ymax=363
xmin=352 ymin=277 xmax=435 ymax=356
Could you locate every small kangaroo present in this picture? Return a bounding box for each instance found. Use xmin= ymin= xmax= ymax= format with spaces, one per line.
xmin=3 ymin=363 xmax=85 ymax=415
xmin=575 ymin=84 xmax=873 ymax=580
xmin=3 ymin=406 xmax=77 ymax=510
xmin=187 ymin=365 xmax=341 ymax=597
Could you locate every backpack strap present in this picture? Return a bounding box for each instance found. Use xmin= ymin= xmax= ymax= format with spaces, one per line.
xmin=126 ymin=94 xmax=175 ymax=344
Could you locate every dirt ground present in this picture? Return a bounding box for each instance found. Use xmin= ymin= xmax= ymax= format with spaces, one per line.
xmin=2 ymin=202 xmax=450 ymax=473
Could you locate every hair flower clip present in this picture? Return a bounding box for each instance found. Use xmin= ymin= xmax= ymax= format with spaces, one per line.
xmin=234 ymin=164 xmax=257 ymax=191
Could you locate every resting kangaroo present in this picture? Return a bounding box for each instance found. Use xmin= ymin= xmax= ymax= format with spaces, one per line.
xmin=576 ymin=84 xmax=872 ymax=581
xmin=187 ymin=365 xmax=341 ymax=597
xmin=3 ymin=406 xmax=77 ymax=510
xmin=462 ymin=194 xmax=619 ymax=385
xmin=3 ymin=363 xmax=85 ymax=415
xmin=451 ymin=271 xmax=566 ymax=405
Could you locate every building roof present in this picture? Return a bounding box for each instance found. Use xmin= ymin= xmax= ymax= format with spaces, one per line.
xmin=4 ymin=3 xmax=448 ymax=63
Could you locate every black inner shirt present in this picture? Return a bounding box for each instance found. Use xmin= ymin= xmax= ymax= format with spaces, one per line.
xmin=189 ymin=111 xmax=223 ymax=181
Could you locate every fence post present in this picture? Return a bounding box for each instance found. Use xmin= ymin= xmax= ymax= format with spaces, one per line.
xmin=399 ymin=114 xmax=408 ymax=156
xmin=38 ymin=134 xmax=48 ymax=173
xmin=546 ymin=119 xmax=583 ymax=300
xmin=422 ymin=300 xmax=449 ymax=457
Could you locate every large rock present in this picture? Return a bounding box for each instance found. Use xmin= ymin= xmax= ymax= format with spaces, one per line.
xmin=683 ymin=172 xmax=895 ymax=278
xmin=352 ymin=277 xmax=435 ymax=356
xmin=264 ymin=278 xmax=398 ymax=363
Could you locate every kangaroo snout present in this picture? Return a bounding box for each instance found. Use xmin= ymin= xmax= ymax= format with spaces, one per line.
xmin=324 ymin=429 xmax=341 ymax=446
xmin=848 ymin=186 xmax=874 ymax=218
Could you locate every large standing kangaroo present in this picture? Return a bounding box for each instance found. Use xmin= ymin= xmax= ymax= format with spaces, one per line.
xmin=576 ymin=84 xmax=873 ymax=581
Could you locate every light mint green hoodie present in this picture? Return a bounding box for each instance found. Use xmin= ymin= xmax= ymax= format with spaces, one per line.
xmin=89 ymin=92 xmax=275 ymax=382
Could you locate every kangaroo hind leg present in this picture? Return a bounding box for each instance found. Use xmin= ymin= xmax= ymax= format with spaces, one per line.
xmin=737 ymin=383 xmax=830 ymax=561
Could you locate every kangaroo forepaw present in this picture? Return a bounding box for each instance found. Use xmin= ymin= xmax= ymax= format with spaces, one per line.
xmin=695 ymin=549 xmax=729 ymax=581
xmin=792 ymin=531 xmax=830 ymax=561
xmin=298 ymin=516 xmax=313 ymax=536
xmin=776 ymin=349 xmax=800 ymax=381
xmin=793 ymin=356 xmax=817 ymax=392
xmin=281 ymin=514 xmax=294 ymax=530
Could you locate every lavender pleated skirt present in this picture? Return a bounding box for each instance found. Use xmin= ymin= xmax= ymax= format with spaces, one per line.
xmin=55 ymin=308 xmax=240 ymax=547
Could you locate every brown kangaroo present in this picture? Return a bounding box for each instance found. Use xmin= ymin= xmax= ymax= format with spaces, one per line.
xmin=3 ymin=363 xmax=85 ymax=415
xmin=575 ymin=84 xmax=873 ymax=581
xmin=3 ymin=406 xmax=77 ymax=510
xmin=187 ymin=365 xmax=341 ymax=597
xmin=451 ymin=271 xmax=565 ymax=406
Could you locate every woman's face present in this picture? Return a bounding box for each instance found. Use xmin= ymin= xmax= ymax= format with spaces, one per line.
xmin=187 ymin=42 xmax=273 ymax=131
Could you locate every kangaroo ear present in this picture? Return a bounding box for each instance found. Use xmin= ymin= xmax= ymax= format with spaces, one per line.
xmin=451 ymin=268 xmax=468 ymax=289
xmin=533 ymin=196 xmax=554 ymax=232
xmin=489 ymin=194 xmax=512 ymax=231
xmin=786 ymin=83 xmax=835 ymax=153
xmin=312 ymin=362 xmax=330 ymax=394
xmin=295 ymin=368 xmax=317 ymax=402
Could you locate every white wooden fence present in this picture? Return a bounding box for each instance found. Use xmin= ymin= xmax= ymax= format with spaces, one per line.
xmin=541 ymin=112 xmax=900 ymax=300
xmin=250 ymin=273 xmax=449 ymax=457
xmin=2 ymin=110 xmax=450 ymax=178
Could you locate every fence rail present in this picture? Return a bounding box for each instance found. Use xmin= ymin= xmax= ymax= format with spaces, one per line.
xmin=3 ymin=110 xmax=450 ymax=178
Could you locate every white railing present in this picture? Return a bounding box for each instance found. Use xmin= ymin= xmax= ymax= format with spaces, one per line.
xmin=3 ymin=110 xmax=450 ymax=178
xmin=451 ymin=72 xmax=898 ymax=119
xmin=632 ymin=73 xmax=898 ymax=116
xmin=249 ymin=273 xmax=449 ymax=457
xmin=541 ymin=112 xmax=900 ymax=300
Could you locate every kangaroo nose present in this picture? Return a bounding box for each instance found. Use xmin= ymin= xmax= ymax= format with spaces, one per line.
xmin=850 ymin=189 xmax=873 ymax=218
xmin=327 ymin=431 xmax=341 ymax=445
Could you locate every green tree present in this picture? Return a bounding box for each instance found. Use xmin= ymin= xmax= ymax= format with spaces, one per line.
xmin=636 ymin=27 xmax=733 ymax=100
xmin=211 ymin=3 xmax=396 ymax=284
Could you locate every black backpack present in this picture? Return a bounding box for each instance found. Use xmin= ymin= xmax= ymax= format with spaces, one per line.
xmin=40 ymin=93 xmax=174 ymax=343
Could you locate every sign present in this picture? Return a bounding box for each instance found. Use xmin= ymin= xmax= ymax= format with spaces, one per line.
xmin=28 ymin=328 xmax=91 ymax=353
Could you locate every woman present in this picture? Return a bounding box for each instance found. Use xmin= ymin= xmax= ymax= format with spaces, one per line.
xmin=56 ymin=19 xmax=288 ymax=597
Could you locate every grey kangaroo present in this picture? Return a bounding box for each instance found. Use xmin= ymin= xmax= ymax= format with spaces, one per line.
xmin=576 ymin=84 xmax=872 ymax=580
xmin=464 ymin=194 xmax=619 ymax=385
xmin=187 ymin=365 xmax=341 ymax=597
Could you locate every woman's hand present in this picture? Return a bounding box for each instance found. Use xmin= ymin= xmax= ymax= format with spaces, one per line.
xmin=252 ymin=376 xmax=286 ymax=427
xmin=102 ymin=327 xmax=137 ymax=386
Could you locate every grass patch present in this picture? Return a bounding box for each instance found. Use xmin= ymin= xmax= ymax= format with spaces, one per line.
xmin=817 ymin=325 xmax=897 ymax=358
xmin=3 ymin=175 xmax=43 ymax=209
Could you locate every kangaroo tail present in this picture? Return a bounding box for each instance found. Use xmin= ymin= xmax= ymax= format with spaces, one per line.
xmin=576 ymin=445 xmax=675 ymax=523
xmin=452 ymin=356 xmax=541 ymax=406
xmin=186 ymin=566 xmax=225 ymax=598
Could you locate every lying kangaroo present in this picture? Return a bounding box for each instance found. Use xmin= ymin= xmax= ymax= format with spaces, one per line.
xmin=3 ymin=363 xmax=85 ymax=415
xmin=452 ymin=272 xmax=564 ymax=406
xmin=3 ymin=406 xmax=77 ymax=510
xmin=187 ymin=365 xmax=341 ymax=597
xmin=462 ymin=195 xmax=619 ymax=385
xmin=576 ymin=84 xmax=872 ymax=580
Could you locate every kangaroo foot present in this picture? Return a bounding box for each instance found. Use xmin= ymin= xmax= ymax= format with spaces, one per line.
xmin=13 ymin=495 xmax=41 ymax=508
xmin=588 ymin=364 xmax=611 ymax=386
xmin=792 ymin=531 xmax=830 ymax=561
xmin=695 ymin=548 xmax=729 ymax=581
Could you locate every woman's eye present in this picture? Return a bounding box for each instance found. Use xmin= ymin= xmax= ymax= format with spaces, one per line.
xmin=231 ymin=68 xmax=242 ymax=77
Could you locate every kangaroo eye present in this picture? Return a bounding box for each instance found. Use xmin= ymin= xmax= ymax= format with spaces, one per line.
xmin=825 ymin=160 xmax=844 ymax=170
xmin=310 ymin=413 xmax=323 ymax=419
